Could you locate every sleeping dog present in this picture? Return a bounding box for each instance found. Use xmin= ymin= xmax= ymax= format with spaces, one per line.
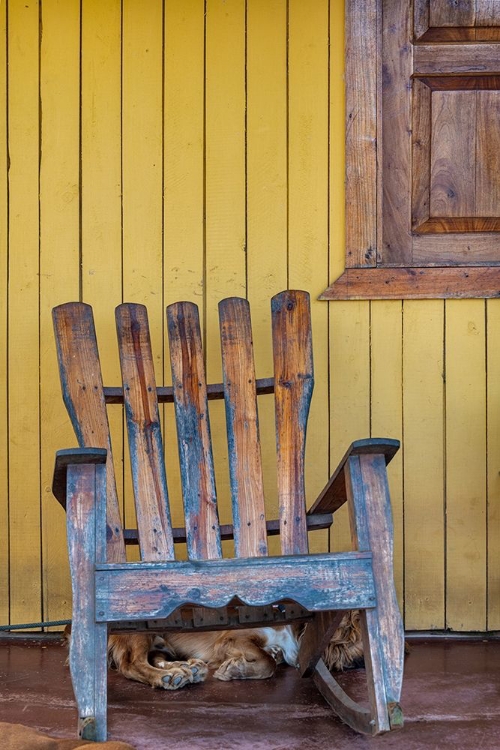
xmin=106 ymin=611 xmax=363 ymax=690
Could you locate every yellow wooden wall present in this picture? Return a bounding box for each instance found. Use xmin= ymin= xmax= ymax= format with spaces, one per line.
xmin=0 ymin=0 xmax=499 ymax=632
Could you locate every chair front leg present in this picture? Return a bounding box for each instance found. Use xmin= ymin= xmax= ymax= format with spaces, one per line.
xmin=345 ymin=453 xmax=404 ymax=733
xmin=66 ymin=462 xmax=108 ymax=741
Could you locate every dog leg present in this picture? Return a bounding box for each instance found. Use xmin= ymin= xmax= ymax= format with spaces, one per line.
xmin=109 ymin=634 xmax=208 ymax=690
xmin=322 ymin=611 xmax=365 ymax=671
xmin=212 ymin=637 xmax=277 ymax=681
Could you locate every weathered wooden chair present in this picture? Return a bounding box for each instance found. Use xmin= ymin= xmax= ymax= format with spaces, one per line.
xmin=51 ymin=290 xmax=404 ymax=741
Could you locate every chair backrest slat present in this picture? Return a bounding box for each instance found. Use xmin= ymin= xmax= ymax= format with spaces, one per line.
xmin=271 ymin=290 xmax=313 ymax=555
xmin=52 ymin=303 xmax=126 ymax=563
xmin=116 ymin=304 xmax=175 ymax=561
xmin=167 ymin=301 xmax=222 ymax=560
xmin=219 ymin=298 xmax=268 ymax=558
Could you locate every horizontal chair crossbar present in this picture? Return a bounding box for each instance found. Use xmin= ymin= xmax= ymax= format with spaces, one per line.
xmin=103 ymin=377 xmax=275 ymax=404
xmin=95 ymin=552 xmax=376 ymax=622
xmin=123 ymin=513 xmax=334 ymax=545
xmin=108 ymin=603 xmax=313 ymax=633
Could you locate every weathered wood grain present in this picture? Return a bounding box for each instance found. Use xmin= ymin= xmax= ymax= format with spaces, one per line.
xmin=95 ymin=552 xmax=376 ymax=621
xmin=307 ymin=439 xmax=399 ymax=516
xmin=321 ymin=268 xmax=500 ymax=300
xmin=430 ymin=91 xmax=476 ymax=218
xmin=219 ymin=298 xmax=267 ymax=557
xmin=416 ymin=218 xmax=500 ymax=234
xmin=52 ymin=303 xmax=125 ymax=562
xmin=381 ymin=0 xmax=412 ymax=265
xmin=413 ymin=235 xmax=500 ymax=264
xmin=476 ymin=91 xmax=500 ymax=217
xmin=116 ymin=304 xmax=175 ymax=562
xmin=167 ymin=301 xmax=222 ymax=561
xmin=52 ymin=448 xmax=107 ymax=509
xmin=345 ymin=0 xmax=378 ymax=266
xmin=417 ymin=27 xmax=500 ymax=42
xmin=429 ymin=0 xmax=474 ymax=27
xmin=298 ymin=611 xmax=345 ymax=677
xmin=103 ymin=378 xmax=275 ymax=404
xmin=412 ymin=80 xmax=431 ymax=231
xmin=313 ymin=659 xmax=373 ymax=735
xmin=476 ymin=0 xmax=500 ymax=26
xmin=271 ymin=291 xmax=313 ymax=555
xmin=66 ymin=463 xmax=108 ymax=741
xmin=414 ymin=44 xmax=500 ymax=74
xmin=346 ymin=454 xmax=404 ymax=728
xmin=413 ymin=0 xmax=430 ymax=40
xmin=122 ymin=513 xmax=334 ymax=545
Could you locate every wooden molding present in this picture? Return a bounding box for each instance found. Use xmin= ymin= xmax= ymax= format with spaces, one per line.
xmin=320 ymin=267 xmax=500 ymax=301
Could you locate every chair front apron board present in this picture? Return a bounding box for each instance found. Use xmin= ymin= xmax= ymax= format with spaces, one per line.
xmin=51 ymin=290 xmax=404 ymax=741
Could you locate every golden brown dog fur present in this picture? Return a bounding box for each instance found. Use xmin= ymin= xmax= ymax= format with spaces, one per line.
xmin=106 ymin=610 xmax=363 ymax=690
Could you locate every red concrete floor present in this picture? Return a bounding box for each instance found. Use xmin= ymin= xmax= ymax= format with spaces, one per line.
xmin=0 ymin=636 xmax=499 ymax=749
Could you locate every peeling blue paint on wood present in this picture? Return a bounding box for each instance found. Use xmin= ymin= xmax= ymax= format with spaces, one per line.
xmin=271 ymin=291 xmax=314 ymax=555
xmin=219 ymin=297 xmax=268 ymax=558
xmin=95 ymin=552 xmax=377 ymax=621
xmin=116 ymin=304 xmax=175 ymax=561
xmin=167 ymin=301 xmax=222 ymax=561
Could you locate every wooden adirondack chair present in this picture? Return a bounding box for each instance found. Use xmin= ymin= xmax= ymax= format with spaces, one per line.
xmin=51 ymin=290 xmax=404 ymax=742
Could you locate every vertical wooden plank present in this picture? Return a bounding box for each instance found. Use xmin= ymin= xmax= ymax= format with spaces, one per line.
xmin=446 ymin=300 xmax=487 ymax=631
xmin=66 ymin=464 xmax=108 ymax=741
xmin=81 ymin=0 xmax=124 ymax=538
xmin=39 ymin=0 xmax=80 ymax=628
xmin=205 ymin=0 xmax=246 ymax=540
xmin=328 ymin=0 xmax=349 ymax=555
xmin=272 ymin=291 xmax=313 ymax=556
xmin=116 ymin=304 xmax=174 ymax=561
xmin=246 ymin=0 xmax=287 ymax=554
xmin=412 ymin=80 xmax=432 ymax=230
xmin=8 ymin=0 xmax=41 ymax=626
xmin=371 ymin=301 xmax=404 ymax=606
xmin=403 ymin=301 xmax=445 ymax=629
xmin=164 ymin=0 xmax=205 ymax=306
xmin=345 ymin=0 xmax=378 ymax=266
xmin=329 ymin=302 xmax=371 ymax=553
xmin=219 ymin=297 xmax=267 ymax=557
xmin=122 ymin=0 xmax=163 ymax=321
xmin=288 ymin=0 xmax=329 ymax=554
xmin=329 ymin=0 xmax=345 ymax=285
xmin=476 ymin=91 xmax=500 ymax=217
xmin=346 ymin=454 xmax=404 ymax=730
xmin=381 ymin=0 xmax=413 ymax=265
xmin=163 ymin=0 xmax=205 ymax=553
xmin=52 ymin=303 xmax=126 ymax=563
xmin=122 ymin=0 xmax=164 ymax=549
xmin=0 ymin=0 xmax=8 ymax=624
xmin=219 ymin=298 xmax=267 ymax=557
xmin=167 ymin=302 xmax=222 ymax=561
xmin=81 ymin=0 xmax=123 ymax=334
xmin=430 ymin=91 xmax=476 ymax=218
xmin=487 ymin=298 xmax=500 ymax=629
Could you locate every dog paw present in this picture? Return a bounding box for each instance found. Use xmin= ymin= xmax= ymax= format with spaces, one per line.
xmin=213 ymin=656 xmax=247 ymax=681
xmin=153 ymin=659 xmax=208 ymax=690
xmin=213 ymin=655 xmax=275 ymax=682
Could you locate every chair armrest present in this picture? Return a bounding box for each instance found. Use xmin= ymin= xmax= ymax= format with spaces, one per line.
xmin=52 ymin=448 xmax=108 ymax=509
xmin=307 ymin=438 xmax=399 ymax=516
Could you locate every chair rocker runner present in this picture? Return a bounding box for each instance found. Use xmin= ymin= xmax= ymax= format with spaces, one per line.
xmin=51 ymin=290 xmax=404 ymax=741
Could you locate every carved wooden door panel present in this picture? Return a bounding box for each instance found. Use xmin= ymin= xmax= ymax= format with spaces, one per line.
xmin=382 ymin=0 xmax=500 ymax=267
